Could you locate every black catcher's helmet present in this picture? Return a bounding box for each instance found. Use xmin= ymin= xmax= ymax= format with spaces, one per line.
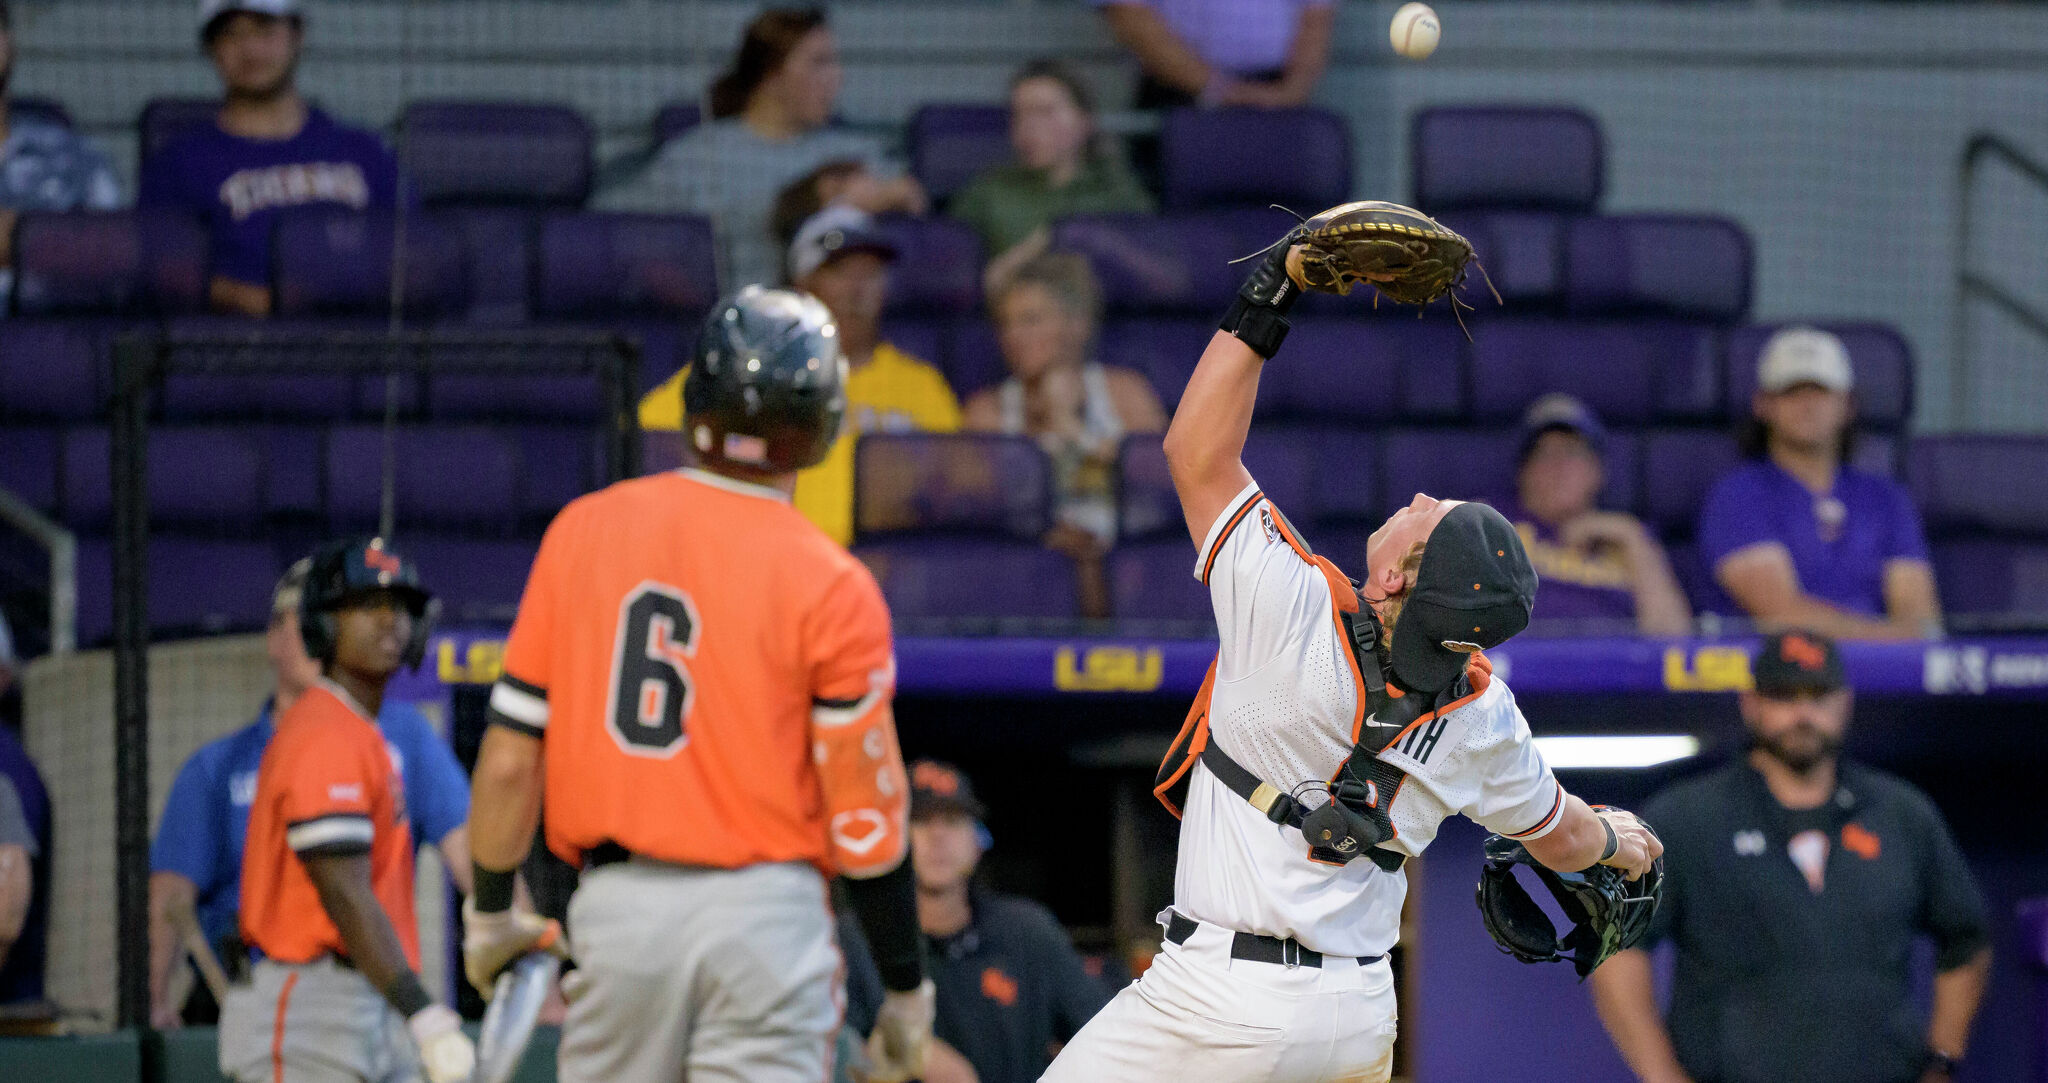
xmin=683 ymin=286 xmax=848 ymax=475
xmin=298 ymin=536 xmax=437 ymax=668
xmin=1475 ymin=831 xmax=1663 ymax=979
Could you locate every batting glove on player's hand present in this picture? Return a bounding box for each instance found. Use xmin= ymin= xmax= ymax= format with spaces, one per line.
xmin=462 ymin=899 xmax=568 ymax=999
xmin=407 ymin=1003 xmax=476 ymax=1083
xmin=863 ymin=979 xmax=936 ymax=1083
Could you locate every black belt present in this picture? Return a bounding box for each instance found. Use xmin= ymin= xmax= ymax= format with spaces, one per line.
xmin=1163 ymin=910 xmax=1383 ymax=970
xmin=583 ymin=840 xmax=633 ymax=869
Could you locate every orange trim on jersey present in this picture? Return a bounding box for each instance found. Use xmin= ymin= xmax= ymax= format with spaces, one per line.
xmin=1199 ymin=492 xmax=1264 ymax=585
xmin=1505 ymin=784 xmax=1567 ymax=839
xmin=271 ymin=970 xmax=300 ymax=1082
xmin=1152 ymin=658 xmax=1219 ymax=819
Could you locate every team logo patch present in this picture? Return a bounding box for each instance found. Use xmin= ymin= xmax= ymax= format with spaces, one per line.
xmin=328 ymin=783 xmax=363 ymax=802
xmin=830 ymin=809 xmax=891 ymax=856
xmin=1733 ymin=829 xmax=1767 ymax=856
xmin=1259 ymin=506 xmax=1281 ymax=544
xmin=980 ymin=967 xmax=1019 ymax=1007
xmin=1842 ymin=822 xmax=1881 ymax=860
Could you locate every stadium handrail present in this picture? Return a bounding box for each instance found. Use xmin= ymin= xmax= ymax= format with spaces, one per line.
xmin=1954 ymin=132 xmax=2048 ymax=429
xmin=0 ymin=485 xmax=77 ymax=655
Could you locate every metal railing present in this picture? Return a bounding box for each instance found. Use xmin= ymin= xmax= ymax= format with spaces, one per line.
xmin=1953 ymin=133 xmax=2048 ymax=431
xmin=0 ymin=486 xmax=77 ymax=655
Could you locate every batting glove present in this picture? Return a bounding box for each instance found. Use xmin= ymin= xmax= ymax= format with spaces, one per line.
xmin=863 ymin=979 xmax=936 ymax=1083
xmin=407 ymin=1003 xmax=476 ymax=1083
xmin=463 ymin=899 xmax=568 ymax=999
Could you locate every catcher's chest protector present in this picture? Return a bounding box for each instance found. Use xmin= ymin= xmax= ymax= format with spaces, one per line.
xmin=1152 ymin=529 xmax=1486 ymax=872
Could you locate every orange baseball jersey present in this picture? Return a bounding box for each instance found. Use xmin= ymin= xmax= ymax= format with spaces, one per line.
xmin=488 ymin=467 xmax=909 ymax=879
xmin=239 ymin=681 xmax=420 ymax=968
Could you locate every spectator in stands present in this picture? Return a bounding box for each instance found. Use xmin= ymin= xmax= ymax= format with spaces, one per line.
xmin=146 ymin=560 xmax=471 ymax=1027
xmin=0 ymin=1 xmax=123 ymax=301
xmin=0 ymin=721 xmax=46 ymax=1008
xmin=949 ymin=60 xmax=1152 ymax=293
xmin=843 ymin=761 xmax=1111 ymax=1083
xmin=641 ymin=203 xmax=961 ymax=545
xmin=139 ymin=0 xmax=407 ymax=316
xmin=1097 ymin=0 xmax=1335 ymax=110
xmin=599 ymin=6 xmax=926 ymax=290
xmin=1700 ymin=327 xmax=1941 ymax=640
xmin=1504 ymin=394 xmax=1690 ymax=636
xmin=1590 ymin=631 xmax=1989 ymax=1083
xmin=965 ymin=252 xmax=1166 ymax=613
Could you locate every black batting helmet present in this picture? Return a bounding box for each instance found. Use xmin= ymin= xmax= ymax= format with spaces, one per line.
xmin=683 ymin=286 xmax=847 ymax=475
xmin=298 ymin=536 xmax=437 ymax=668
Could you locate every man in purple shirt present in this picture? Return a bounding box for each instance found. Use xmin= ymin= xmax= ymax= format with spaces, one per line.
xmin=1096 ymin=0 xmax=1335 ymax=110
xmin=1500 ymin=394 xmax=1691 ymax=636
xmin=1699 ymin=327 xmax=1942 ymax=639
xmin=138 ymin=0 xmax=405 ymax=316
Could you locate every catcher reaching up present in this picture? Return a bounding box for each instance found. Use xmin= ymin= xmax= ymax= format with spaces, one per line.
xmin=1277 ymin=199 xmax=1498 ymax=334
xmin=1039 ymin=204 xmax=1658 ymax=1083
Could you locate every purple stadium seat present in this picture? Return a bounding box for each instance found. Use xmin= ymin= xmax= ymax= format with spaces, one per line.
xmin=535 ymin=212 xmax=718 ymax=319
xmin=1911 ymin=435 xmax=2048 ymax=537
xmin=1096 ymin=317 xmax=1214 ymax=411
xmin=427 ymin=359 xmax=606 ymax=422
xmin=1640 ymin=428 xmax=1743 ymax=538
xmin=13 ymin=211 xmax=208 ymax=315
xmin=853 ymin=434 xmax=1051 ymax=542
xmin=1411 ymin=106 xmax=1604 ymax=214
xmin=876 ymin=215 xmax=983 ymax=316
xmin=1290 ymin=426 xmax=1382 ymax=527
xmin=1052 ymin=210 xmax=1295 ymax=314
xmin=401 ymin=534 xmax=539 ymax=621
xmin=1382 ymin=428 xmax=1521 ymax=508
xmin=399 ymin=101 xmax=594 ymax=206
xmin=138 ymin=97 xmax=221 ymax=168
xmin=1664 ymin=541 xmax=1717 ymax=617
xmin=1108 ymin=540 xmax=1211 ymax=623
xmin=10 ymin=97 xmax=71 ymax=129
xmin=154 ymin=316 xmax=375 ymax=421
xmin=518 ymin=425 xmax=603 ymax=521
xmin=1116 ymin=432 xmax=1315 ymax=544
xmin=61 ymin=426 xmax=267 ymax=531
xmin=1435 ymin=210 xmax=1568 ymax=310
xmin=879 ymin=319 xmax=949 ymax=378
xmin=0 ymin=322 xmax=102 ymax=420
xmin=272 ymin=208 xmax=468 ymax=318
xmin=325 ymin=426 xmax=520 ymax=532
xmin=653 ymin=101 xmax=702 ymax=145
xmin=1565 ymin=216 xmax=1753 ymax=321
xmin=444 ymin=207 xmax=535 ymax=324
xmin=1161 ymin=107 xmax=1351 ymax=213
xmin=1726 ymin=322 xmax=1913 ymax=428
xmin=76 ymin=535 xmax=282 ymax=644
xmin=641 ymin=430 xmax=688 ymax=476
xmin=0 ymin=427 xmax=59 ymax=512
xmin=1259 ymin=318 xmax=1467 ymax=422
xmin=1932 ymin=538 xmax=2048 ymax=618
xmin=260 ymin=426 xmax=323 ymax=521
xmin=1852 ymin=431 xmax=1900 ymax=478
xmin=1468 ymin=318 xmax=1724 ymax=423
xmin=936 ymin=319 xmax=1008 ymax=403
xmin=908 ymin=104 xmax=1012 ymax=205
xmin=855 ymin=539 xmax=1080 ymax=621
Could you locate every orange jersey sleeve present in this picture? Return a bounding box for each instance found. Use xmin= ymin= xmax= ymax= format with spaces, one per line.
xmin=804 ymin=559 xmax=909 ymax=879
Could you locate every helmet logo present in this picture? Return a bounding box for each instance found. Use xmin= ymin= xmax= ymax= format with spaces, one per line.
xmin=1441 ymin=639 xmax=1482 ymax=653
xmin=364 ymin=547 xmax=401 ymax=576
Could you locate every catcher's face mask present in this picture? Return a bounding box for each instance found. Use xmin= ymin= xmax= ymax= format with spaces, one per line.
xmin=1475 ymin=835 xmax=1663 ymax=979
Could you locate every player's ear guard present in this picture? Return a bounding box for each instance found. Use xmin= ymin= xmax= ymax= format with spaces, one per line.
xmin=1475 ymin=834 xmax=1663 ymax=979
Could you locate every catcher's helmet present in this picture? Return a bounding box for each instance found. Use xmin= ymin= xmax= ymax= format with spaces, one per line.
xmin=1475 ymin=831 xmax=1663 ymax=979
xmin=683 ymin=286 xmax=847 ymax=475
xmin=298 ymin=537 xmax=437 ymax=668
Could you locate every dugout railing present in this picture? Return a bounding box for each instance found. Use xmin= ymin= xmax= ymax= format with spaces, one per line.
xmin=104 ymin=330 xmax=640 ymax=1029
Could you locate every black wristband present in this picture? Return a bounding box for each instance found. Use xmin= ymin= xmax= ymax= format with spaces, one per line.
xmin=1220 ymin=298 xmax=1291 ymax=361
xmin=1597 ymin=816 xmax=1619 ymax=863
xmin=472 ymin=864 xmax=516 ymax=914
xmin=842 ymin=860 xmax=927 ymax=992
xmin=384 ymin=969 xmax=433 ymax=1018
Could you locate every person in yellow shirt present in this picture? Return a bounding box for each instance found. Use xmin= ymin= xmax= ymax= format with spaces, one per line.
xmin=642 ymin=204 xmax=962 ymax=543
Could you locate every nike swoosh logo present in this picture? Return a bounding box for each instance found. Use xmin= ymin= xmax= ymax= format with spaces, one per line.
xmin=1361 ymin=718 xmax=1401 ymax=729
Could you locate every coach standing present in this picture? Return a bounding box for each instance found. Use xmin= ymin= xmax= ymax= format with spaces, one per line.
xmin=1590 ymin=631 xmax=1990 ymax=1083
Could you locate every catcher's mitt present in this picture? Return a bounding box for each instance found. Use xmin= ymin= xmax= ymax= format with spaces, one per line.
xmin=1475 ymin=832 xmax=1663 ymax=979
xmin=1282 ymin=201 xmax=1497 ymax=330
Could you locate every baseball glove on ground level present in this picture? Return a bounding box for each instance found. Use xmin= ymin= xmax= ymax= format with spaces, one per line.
xmin=1281 ymin=201 xmax=1497 ymax=328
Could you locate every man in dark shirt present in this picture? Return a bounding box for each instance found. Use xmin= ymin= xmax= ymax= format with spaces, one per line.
xmin=844 ymin=760 xmax=1111 ymax=1083
xmin=139 ymin=0 xmax=406 ymax=316
xmin=1590 ymin=631 xmax=1990 ymax=1083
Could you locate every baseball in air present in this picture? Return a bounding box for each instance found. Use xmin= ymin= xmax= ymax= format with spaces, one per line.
xmin=1390 ymin=2 xmax=1441 ymax=60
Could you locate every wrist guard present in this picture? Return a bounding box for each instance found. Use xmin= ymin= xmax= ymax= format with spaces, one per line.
xmin=1219 ymin=234 xmax=1303 ymax=360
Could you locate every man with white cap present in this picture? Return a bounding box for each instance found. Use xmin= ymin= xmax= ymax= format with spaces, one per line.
xmin=1699 ymin=327 xmax=1941 ymax=639
xmin=139 ymin=0 xmax=408 ymax=316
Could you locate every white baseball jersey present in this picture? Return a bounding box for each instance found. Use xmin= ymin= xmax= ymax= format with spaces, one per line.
xmin=1168 ymin=481 xmax=1566 ymax=959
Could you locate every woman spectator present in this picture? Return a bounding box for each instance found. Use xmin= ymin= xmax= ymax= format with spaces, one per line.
xmin=965 ymin=253 xmax=1166 ymax=615
xmin=597 ymin=6 xmax=924 ymax=289
xmin=951 ymin=60 xmax=1152 ymax=294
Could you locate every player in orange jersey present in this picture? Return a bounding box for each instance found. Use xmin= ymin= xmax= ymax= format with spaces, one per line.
xmin=463 ymin=287 xmax=934 ymax=1083
xmin=221 ymin=537 xmax=474 ymax=1083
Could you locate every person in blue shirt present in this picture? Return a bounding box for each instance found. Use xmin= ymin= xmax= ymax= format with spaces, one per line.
xmin=1699 ymin=327 xmax=1942 ymax=640
xmin=0 ymin=722 xmax=49 ymax=1008
xmin=147 ymin=559 xmax=470 ymax=1028
xmin=138 ymin=0 xmax=407 ymax=317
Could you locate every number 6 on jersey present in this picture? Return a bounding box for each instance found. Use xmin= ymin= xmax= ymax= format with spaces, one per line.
xmin=607 ymin=582 xmax=701 ymax=756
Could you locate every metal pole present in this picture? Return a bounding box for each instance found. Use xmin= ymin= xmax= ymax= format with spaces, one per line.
xmin=109 ymin=336 xmax=154 ymax=1030
xmin=607 ymin=337 xmax=644 ymax=484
